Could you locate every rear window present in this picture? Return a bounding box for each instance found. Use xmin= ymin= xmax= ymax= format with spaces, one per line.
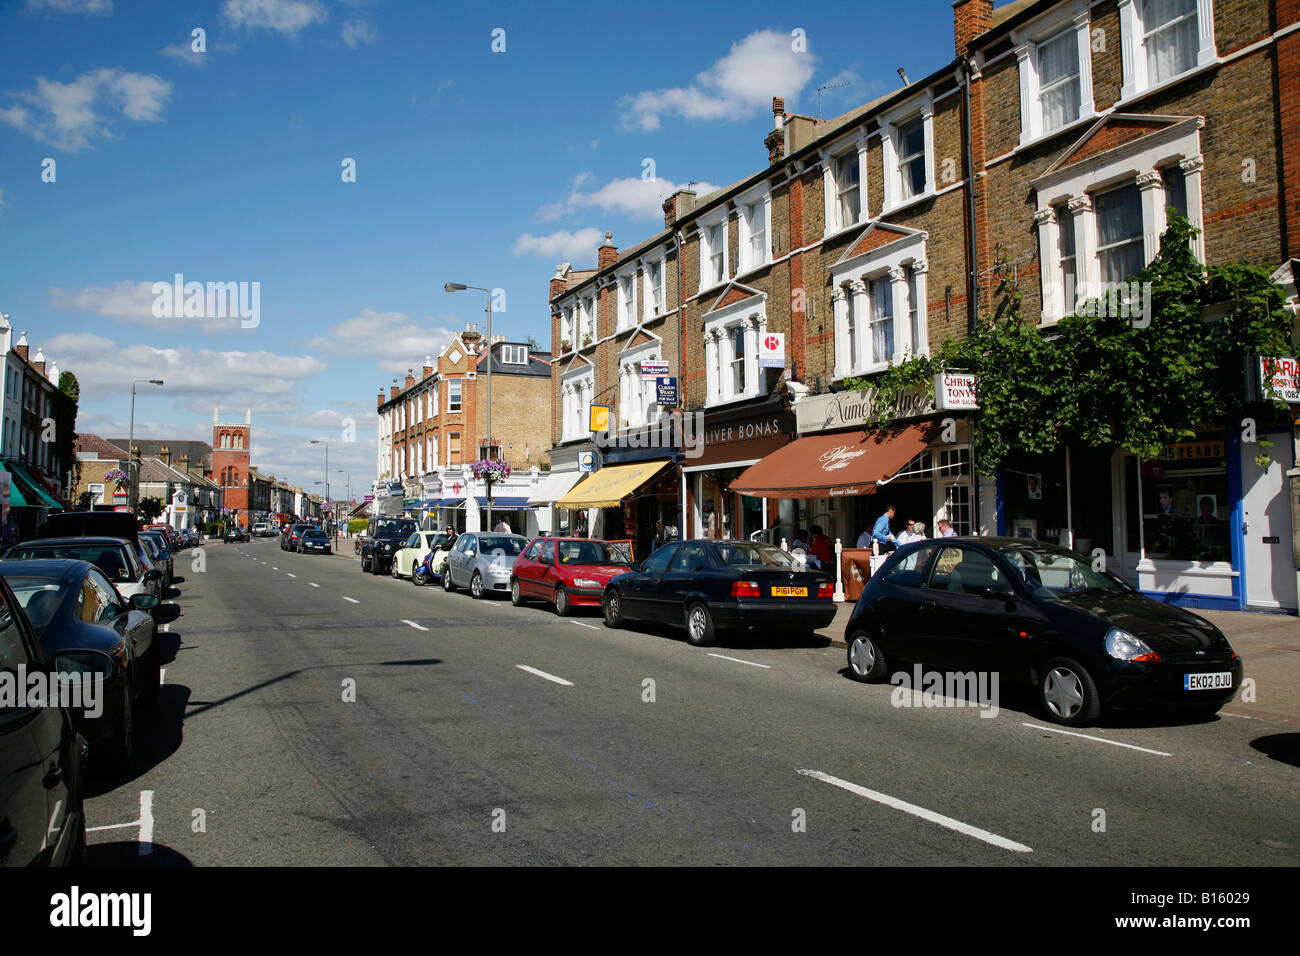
xmin=375 ymin=519 xmax=416 ymax=536
xmin=475 ymin=536 xmax=525 ymax=556
xmin=713 ymin=543 xmax=796 ymax=568
xmin=5 ymin=577 xmax=67 ymax=629
xmin=8 ymin=544 xmax=134 ymax=583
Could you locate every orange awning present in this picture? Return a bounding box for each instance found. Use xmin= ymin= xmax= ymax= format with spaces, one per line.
xmin=729 ymin=423 xmax=935 ymax=499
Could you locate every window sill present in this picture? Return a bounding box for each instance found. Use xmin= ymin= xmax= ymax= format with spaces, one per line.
xmin=1115 ymin=58 xmax=1220 ymax=111
xmin=1014 ymin=110 xmax=1099 ymax=155
xmin=879 ymin=189 xmax=936 ymax=218
xmin=733 ymin=261 xmax=773 ymax=284
xmin=823 ymin=218 xmax=867 ymax=242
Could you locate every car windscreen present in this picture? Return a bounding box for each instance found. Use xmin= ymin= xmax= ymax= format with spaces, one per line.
xmin=713 ymin=542 xmax=797 ymax=568
xmin=997 ymin=545 xmax=1129 ymax=598
xmin=8 ymin=545 xmax=135 ymax=584
xmin=5 ymin=577 xmax=69 ymax=629
xmin=302 ymin=530 xmax=327 ymax=540
xmin=376 ymin=519 xmax=416 ymax=536
xmin=556 ymin=540 xmax=631 ymax=565
xmin=474 ymin=536 xmax=525 ymax=557
xmin=141 ymin=533 xmax=170 ymax=552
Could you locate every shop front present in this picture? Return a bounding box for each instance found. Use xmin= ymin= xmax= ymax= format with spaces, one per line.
xmin=555 ymin=456 xmax=675 ymax=560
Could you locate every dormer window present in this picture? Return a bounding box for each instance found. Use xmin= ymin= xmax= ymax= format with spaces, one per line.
xmin=501 ymin=345 xmax=528 ymax=365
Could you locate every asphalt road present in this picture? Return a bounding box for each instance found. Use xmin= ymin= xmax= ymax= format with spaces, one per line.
xmin=82 ymin=536 xmax=1300 ymax=866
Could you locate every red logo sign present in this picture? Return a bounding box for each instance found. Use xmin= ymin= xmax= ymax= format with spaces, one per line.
xmin=764 ymin=335 xmax=780 ymax=351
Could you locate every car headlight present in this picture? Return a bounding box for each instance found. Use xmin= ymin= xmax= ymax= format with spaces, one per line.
xmin=573 ymin=578 xmax=600 ymax=588
xmin=488 ymin=563 xmax=511 ymax=575
xmin=1104 ymin=627 xmax=1161 ymax=662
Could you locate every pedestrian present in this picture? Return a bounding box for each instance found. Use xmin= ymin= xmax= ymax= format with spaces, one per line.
xmin=808 ymin=524 xmax=834 ymax=567
xmin=936 ymin=519 xmax=958 ymax=537
xmin=493 ymin=519 xmax=510 ymax=533
xmin=862 ymin=504 xmax=898 ymax=551
xmin=1 ymin=514 xmax=19 ymax=546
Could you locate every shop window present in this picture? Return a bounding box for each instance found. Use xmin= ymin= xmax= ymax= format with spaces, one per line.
xmin=1140 ymin=435 xmax=1229 ymax=561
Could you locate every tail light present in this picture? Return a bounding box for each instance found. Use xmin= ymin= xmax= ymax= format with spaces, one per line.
xmin=817 ymin=583 xmax=833 ymax=598
xmin=731 ymin=580 xmax=760 ymax=598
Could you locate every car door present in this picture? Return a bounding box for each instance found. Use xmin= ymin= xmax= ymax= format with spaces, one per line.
xmin=922 ymin=545 xmax=1020 ymax=672
xmin=450 ymin=535 xmax=475 ymax=587
xmin=664 ymin=542 xmax=710 ymax=617
xmin=90 ymin=569 xmax=152 ymax=676
xmin=0 ymin=580 xmax=72 ymax=866
xmin=534 ymin=539 xmax=560 ymax=599
xmin=623 ymin=544 xmax=677 ymax=619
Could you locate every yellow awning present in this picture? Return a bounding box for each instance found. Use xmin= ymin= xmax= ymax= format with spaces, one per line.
xmin=556 ymin=460 xmax=670 ymax=509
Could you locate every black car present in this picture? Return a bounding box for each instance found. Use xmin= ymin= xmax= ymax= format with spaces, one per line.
xmin=224 ymin=526 xmax=250 ymax=543
xmin=2 ymin=560 xmax=161 ymax=768
xmin=602 ymin=540 xmax=835 ymax=646
xmin=139 ymin=530 xmax=174 ymax=587
xmin=280 ymin=523 xmax=313 ymax=551
xmin=297 ymin=528 xmax=332 ymax=554
xmin=0 ymin=571 xmax=88 ymax=866
xmin=360 ymin=516 xmax=417 ymax=576
xmin=844 ymin=537 xmax=1244 ymax=726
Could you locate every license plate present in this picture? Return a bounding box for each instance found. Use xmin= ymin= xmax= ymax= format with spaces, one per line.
xmin=770 ymin=586 xmax=807 ymax=597
xmin=1184 ymin=672 xmax=1232 ymax=691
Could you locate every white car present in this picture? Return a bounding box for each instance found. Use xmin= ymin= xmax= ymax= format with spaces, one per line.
xmin=391 ymin=530 xmax=451 ymax=579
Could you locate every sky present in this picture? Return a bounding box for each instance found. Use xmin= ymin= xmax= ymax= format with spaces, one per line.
xmin=0 ymin=0 xmax=960 ymax=498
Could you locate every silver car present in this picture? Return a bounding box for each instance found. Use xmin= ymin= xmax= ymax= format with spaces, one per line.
xmin=441 ymin=533 xmax=528 ymax=599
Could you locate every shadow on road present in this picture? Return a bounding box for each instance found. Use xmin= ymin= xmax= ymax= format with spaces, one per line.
xmin=85 ymin=841 xmax=193 ymax=867
xmin=1250 ymin=733 xmax=1300 ymax=768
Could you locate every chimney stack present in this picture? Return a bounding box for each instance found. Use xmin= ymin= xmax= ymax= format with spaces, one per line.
xmin=597 ymin=232 xmax=618 ymax=270
xmin=423 ymin=356 xmax=434 ymax=378
xmin=405 ymin=369 xmax=415 ymax=389
xmin=14 ymin=331 xmax=28 ymax=362
xmin=953 ymin=0 xmax=993 ymax=56
xmin=662 ymin=189 xmax=697 ymax=229
xmin=390 ymin=379 xmax=399 ymax=400
xmin=550 ymin=263 xmax=570 ymax=302
xmin=377 ymin=388 xmax=385 ymax=408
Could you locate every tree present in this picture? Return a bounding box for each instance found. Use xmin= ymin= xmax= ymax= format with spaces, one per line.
xmin=853 ymin=215 xmax=1295 ymax=473
xmin=139 ymin=496 xmax=164 ymax=521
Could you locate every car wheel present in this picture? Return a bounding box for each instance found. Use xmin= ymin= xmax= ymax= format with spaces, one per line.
xmin=685 ymin=602 xmax=716 ymax=647
xmin=603 ymin=589 xmax=623 ymax=628
xmin=847 ymin=631 xmax=887 ymax=683
xmin=554 ymin=585 xmax=570 ymax=617
xmin=371 ymin=555 xmax=384 ymax=576
xmin=103 ymin=683 xmax=133 ymax=770
xmin=470 ymin=571 xmax=484 ymax=599
xmin=510 ymin=579 xmax=525 ymax=606
xmin=1039 ymin=657 xmax=1101 ymax=726
xmin=137 ymin=639 xmax=161 ymax=706
xmin=413 ymin=567 xmax=425 ymax=587
xmin=442 ymin=567 xmax=456 ymax=592
xmin=391 ymin=559 xmax=401 ymax=579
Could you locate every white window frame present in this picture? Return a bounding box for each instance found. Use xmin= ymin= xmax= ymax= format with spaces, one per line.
xmin=703 ymin=297 xmax=768 ymax=408
xmin=447 ymin=379 xmax=463 ymax=413
xmin=737 ymin=187 xmax=772 ymax=274
xmin=560 ymin=304 xmax=577 ymax=351
xmin=1118 ymin=0 xmax=1216 ymax=102
xmin=579 ymin=295 xmax=595 ymax=345
xmin=829 ymin=230 xmax=928 ymax=378
xmin=618 ymin=338 xmax=662 ymax=429
xmin=616 ymin=272 xmax=636 ymax=331
xmin=881 ymin=97 xmax=935 ymax=214
xmin=1033 ymin=118 xmax=1204 ymax=324
xmin=1014 ymin=3 xmax=1096 ymax=147
xmin=642 ymin=256 xmax=665 ymax=322
xmin=821 ymin=133 xmax=868 ymax=237
xmin=89 ymin=482 xmax=104 ymax=505
xmin=699 ymin=215 xmax=728 ymax=292
xmin=560 ymin=366 xmax=595 ymax=442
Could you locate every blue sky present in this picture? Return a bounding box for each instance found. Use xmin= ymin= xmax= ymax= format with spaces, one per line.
xmin=0 ymin=0 xmax=959 ymax=495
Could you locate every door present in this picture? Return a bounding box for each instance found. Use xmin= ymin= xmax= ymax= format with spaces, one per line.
xmin=1241 ymin=439 xmax=1299 ymax=610
xmin=625 ymin=544 xmax=677 ymax=619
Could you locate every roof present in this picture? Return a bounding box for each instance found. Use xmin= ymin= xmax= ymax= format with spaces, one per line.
xmin=75 ymin=434 xmax=128 ymax=460
xmin=136 ymin=457 xmax=196 ymax=485
xmin=475 ymin=343 xmax=553 ymax=377
xmin=107 ymin=438 xmax=213 ymax=469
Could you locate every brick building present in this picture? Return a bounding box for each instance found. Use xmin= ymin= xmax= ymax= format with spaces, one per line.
xmin=374 ymin=327 xmax=553 ymax=532
xmin=546 ymin=0 xmax=1300 ymax=604
xmin=211 ymin=409 xmax=253 ymax=528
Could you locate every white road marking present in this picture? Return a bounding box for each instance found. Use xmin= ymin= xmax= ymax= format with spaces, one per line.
xmin=1220 ymin=711 xmax=1258 ymax=720
xmin=287 ymin=573 xmax=296 ymax=578
xmin=1020 ymin=722 xmax=1171 ymax=756
xmin=310 ymin=583 xmax=320 ymax=588
xmin=572 ymin=622 xmax=599 ymax=630
xmin=516 ymin=664 xmax=574 ymax=686
xmin=343 ymin=596 xmax=359 ymax=604
xmin=708 ymin=652 xmax=771 ymax=669
xmin=272 ymin=567 xmax=278 ymax=570
xmin=402 ymin=620 xmax=429 ymax=631
xmin=797 ymin=770 xmax=1032 ymax=853
xmin=87 ymin=789 xmax=155 ymax=856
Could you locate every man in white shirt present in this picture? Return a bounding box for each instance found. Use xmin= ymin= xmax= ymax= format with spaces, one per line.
xmin=898 ymin=521 xmax=927 ymax=544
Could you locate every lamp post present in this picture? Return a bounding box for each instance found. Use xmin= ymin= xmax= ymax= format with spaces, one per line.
xmin=128 ymin=379 xmax=164 ymax=513
xmin=337 ymin=470 xmax=351 ymax=504
xmin=444 ymin=281 xmax=494 ymax=530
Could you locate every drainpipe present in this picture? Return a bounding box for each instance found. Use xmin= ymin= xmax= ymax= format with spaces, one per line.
xmin=959 ymin=54 xmax=984 ymax=530
xmin=674 ymin=227 xmax=688 ymax=538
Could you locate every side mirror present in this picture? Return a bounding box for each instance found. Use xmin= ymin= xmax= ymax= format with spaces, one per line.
xmin=52 ymin=648 xmax=115 ymax=678
xmin=131 ymin=593 xmax=161 ymax=610
xmin=465 ymin=550 xmax=476 ymax=558
xmin=630 ymin=562 xmax=643 ymax=573
xmin=979 ymin=585 xmax=1012 ymax=601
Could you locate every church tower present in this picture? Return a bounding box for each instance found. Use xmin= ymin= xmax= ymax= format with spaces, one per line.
xmin=212 ymin=408 xmax=252 ymax=527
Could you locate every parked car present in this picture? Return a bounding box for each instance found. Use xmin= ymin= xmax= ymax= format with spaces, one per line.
xmin=391 ymin=531 xmax=449 ymax=579
xmin=511 ymin=537 xmax=634 ymax=615
xmin=252 ymin=522 xmax=273 ymax=537
xmin=601 ymin=540 xmax=835 ymax=646
xmin=297 ymin=528 xmax=332 ymax=554
xmin=280 ymin=523 xmax=313 ymax=551
xmin=442 ymin=533 xmax=528 ymax=598
xmin=0 ymin=572 xmax=88 ymax=866
xmin=223 ymin=525 xmax=249 ymax=543
xmin=360 ymin=516 xmax=418 ymax=576
xmin=844 ymin=537 xmax=1244 ymax=726
xmin=138 ymin=530 xmax=173 ymax=588
xmin=2 ymin=560 xmax=160 ymax=768
xmin=4 ymin=537 xmax=164 ymax=611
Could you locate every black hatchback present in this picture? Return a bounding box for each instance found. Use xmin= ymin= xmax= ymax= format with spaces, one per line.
xmin=602 ymin=539 xmax=834 ymax=646
xmin=844 ymin=537 xmax=1243 ymax=726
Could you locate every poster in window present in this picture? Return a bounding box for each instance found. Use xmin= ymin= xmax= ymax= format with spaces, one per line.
xmin=1026 ymin=474 xmax=1042 ymax=500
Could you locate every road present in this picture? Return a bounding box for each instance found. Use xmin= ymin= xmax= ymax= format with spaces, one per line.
xmin=82 ymin=536 xmax=1300 ymax=866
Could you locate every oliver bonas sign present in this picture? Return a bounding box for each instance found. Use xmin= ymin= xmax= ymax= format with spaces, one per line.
xmin=797 ymin=375 xmax=978 ymax=435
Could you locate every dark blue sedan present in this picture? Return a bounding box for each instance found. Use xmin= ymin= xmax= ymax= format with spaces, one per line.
xmin=602 ymin=540 xmax=835 ymax=646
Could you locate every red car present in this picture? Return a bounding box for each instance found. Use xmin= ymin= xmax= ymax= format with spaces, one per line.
xmin=511 ymin=537 xmax=635 ymax=616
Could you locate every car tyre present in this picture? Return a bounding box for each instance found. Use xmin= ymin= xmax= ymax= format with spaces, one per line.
xmin=103 ymin=683 xmax=133 ymax=770
xmin=391 ymin=559 xmax=401 ymax=579
xmin=470 ymin=571 xmax=484 ymax=599
xmin=603 ymin=589 xmax=623 ymax=628
xmin=685 ymin=601 xmax=716 ymax=647
xmin=510 ymin=579 xmax=525 ymax=606
xmin=361 ymin=553 xmax=371 ymax=572
xmin=442 ymin=567 xmax=456 ymax=592
xmin=847 ymin=630 xmax=888 ymax=683
xmin=554 ymin=585 xmax=570 ymax=617
xmin=1039 ymin=656 xmax=1101 ymax=726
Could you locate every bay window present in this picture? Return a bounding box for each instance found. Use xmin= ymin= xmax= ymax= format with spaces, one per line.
xmin=561 ymin=368 xmax=595 ymax=441
xmin=1095 ymin=183 xmax=1145 ymax=286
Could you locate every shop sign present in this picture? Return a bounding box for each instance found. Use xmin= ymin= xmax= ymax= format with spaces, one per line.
xmin=759 ymin=333 xmax=785 ymax=369
xmin=589 ymin=404 xmax=611 ymax=432
xmin=1257 ymin=356 xmax=1300 ymax=404
xmin=578 ymin=451 xmax=597 ymax=473
xmin=796 ymin=386 xmax=934 ymax=434
xmin=640 ymin=360 xmax=669 ymax=379
xmin=1158 ymin=440 xmax=1224 ymax=462
xmin=935 ymin=372 xmax=978 ymax=411
xmin=655 ymin=376 xmax=678 ymax=407
xmin=702 ymin=416 xmax=786 ymax=447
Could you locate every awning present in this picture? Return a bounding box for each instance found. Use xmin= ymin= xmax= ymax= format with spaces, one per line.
xmin=527 ymin=470 xmax=583 ymax=505
xmin=474 ymin=496 xmax=532 ymax=511
xmin=0 ymin=465 xmax=27 ymax=507
xmin=729 ymin=424 xmax=935 ymax=499
xmin=556 ymin=459 xmax=670 ymax=509
xmin=5 ymin=461 xmax=62 ymax=508
xmin=437 ymin=496 xmax=465 ymax=508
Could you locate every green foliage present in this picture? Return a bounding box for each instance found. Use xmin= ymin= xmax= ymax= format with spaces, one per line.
xmin=139 ymin=496 xmax=164 ymax=521
xmin=58 ymin=371 xmax=80 ymax=402
xmin=76 ymin=491 xmax=93 ymax=509
xmin=347 ymin=517 xmax=368 ymax=534
xmin=862 ymin=215 xmax=1295 ymax=474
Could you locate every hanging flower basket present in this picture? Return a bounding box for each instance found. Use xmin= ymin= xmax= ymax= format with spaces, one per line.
xmin=104 ymin=468 xmax=129 ymax=490
xmin=469 ymin=458 xmax=511 ymax=484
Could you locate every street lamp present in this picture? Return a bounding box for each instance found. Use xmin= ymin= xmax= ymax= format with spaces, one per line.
xmin=444 ymin=281 xmax=494 ymax=530
xmin=309 ymin=440 xmax=329 ymax=509
xmin=128 ymin=379 xmax=164 ymax=512
xmin=337 ymin=470 xmax=351 ymax=503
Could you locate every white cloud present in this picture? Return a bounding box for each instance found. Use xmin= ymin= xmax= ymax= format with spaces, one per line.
xmin=537 ymin=174 xmax=722 ymax=223
xmin=160 ymin=42 xmax=206 ymax=67
xmin=0 ymin=69 xmax=170 ymax=152
xmin=26 ymin=0 xmax=112 ymax=13
xmin=221 ymin=0 xmax=328 ymax=35
xmin=49 ymin=280 xmax=250 ymax=332
xmin=511 ymin=228 xmax=607 ymax=263
xmin=618 ymin=30 xmax=816 ymax=131
xmin=310 ymin=309 xmax=460 ymax=375
xmin=341 ymin=19 xmax=376 ymax=47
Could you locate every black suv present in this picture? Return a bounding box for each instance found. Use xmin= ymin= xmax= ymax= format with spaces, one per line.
xmin=360 ymin=516 xmax=418 ymax=575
